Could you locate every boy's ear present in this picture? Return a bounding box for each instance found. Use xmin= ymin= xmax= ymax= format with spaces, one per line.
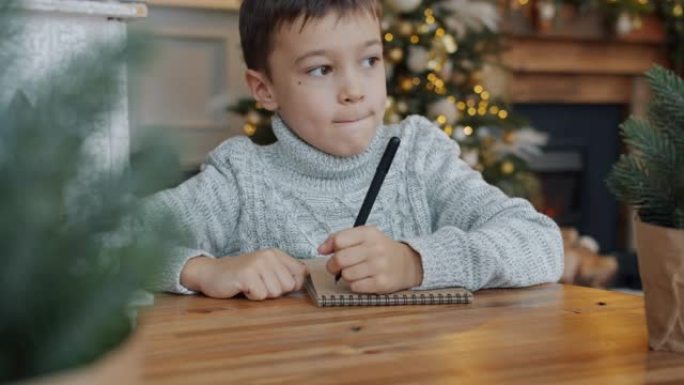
xmin=245 ymin=69 xmax=278 ymax=111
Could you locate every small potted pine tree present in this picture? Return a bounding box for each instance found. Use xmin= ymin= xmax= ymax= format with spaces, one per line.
xmin=606 ymin=65 xmax=684 ymax=353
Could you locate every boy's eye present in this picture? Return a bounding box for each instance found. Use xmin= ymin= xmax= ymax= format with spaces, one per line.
xmin=308 ymin=65 xmax=333 ymax=77
xmin=362 ymin=56 xmax=381 ymax=68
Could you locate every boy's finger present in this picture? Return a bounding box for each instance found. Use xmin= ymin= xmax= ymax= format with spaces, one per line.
xmin=274 ymin=252 xmax=308 ymax=291
xmin=318 ymin=226 xmax=371 ymax=254
xmin=333 ymin=244 xmax=369 ymax=269
xmin=326 ymin=253 xmax=357 ymax=275
xmin=341 ymin=261 xmax=374 ymax=282
xmin=244 ymin=277 xmax=268 ymax=301
xmin=273 ymin=263 xmax=296 ymax=292
xmin=260 ymin=271 xmax=282 ymax=298
xmin=325 ymin=256 xmax=340 ymax=275
xmin=317 ymin=237 xmax=334 ymax=255
xmin=349 ymin=277 xmax=376 ymax=294
xmin=293 ymin=271 xmax=306 ymax=291
xmin=285 ymin=260 xmax=308 ymax=291
xmin=278 ymin=252 xmax=308 ymax=278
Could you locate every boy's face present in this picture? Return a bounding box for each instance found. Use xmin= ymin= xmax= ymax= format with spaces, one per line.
xmin=247 ymin=11 xmax=387 ymax=157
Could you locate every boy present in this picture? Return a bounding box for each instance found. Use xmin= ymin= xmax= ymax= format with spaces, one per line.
xmin=146 ymin=0 xmax=563 ymax=300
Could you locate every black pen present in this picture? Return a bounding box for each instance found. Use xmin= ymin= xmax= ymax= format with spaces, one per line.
xmin=335 ymin=136 xmax=401 ymax=283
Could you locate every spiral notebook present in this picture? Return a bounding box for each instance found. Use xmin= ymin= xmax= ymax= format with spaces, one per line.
xmin=303 ymin=258 xmax=473 ymax=307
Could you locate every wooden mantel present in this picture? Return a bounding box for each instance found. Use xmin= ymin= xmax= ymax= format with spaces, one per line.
xmin=147 ymin=0 xmax=240 ymax=10
xmin=500 ymin=7 xmax=668 ymax=108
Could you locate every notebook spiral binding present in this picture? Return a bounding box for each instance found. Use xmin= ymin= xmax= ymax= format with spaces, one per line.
xmin=319 ymin=292 xmax=469 ymax=306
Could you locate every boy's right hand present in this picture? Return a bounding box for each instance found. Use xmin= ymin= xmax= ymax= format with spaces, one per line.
xmin=180 ymin=249 xmax=308 ymax=300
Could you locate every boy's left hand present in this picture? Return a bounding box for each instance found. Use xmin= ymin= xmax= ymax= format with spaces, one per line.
xmin=318 ymin=226 xmax=423 ymax=294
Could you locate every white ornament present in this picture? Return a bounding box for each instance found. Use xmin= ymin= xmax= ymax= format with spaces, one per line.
xmin=384 ymin=61 xmax=394 ymax=80
xmin=492 ymin=127 xmax=548 ymax=161
xmin=462 ymin=149 xmax=480 ymax=168
xmin=615 ymin=12 xmax=633 ymax=36
xmin=381 ymin=17 xmax=392 ymax=31
xmin=578 ymin=236 xmax=600 ymax=253
xmin=536 ymin=1 xmax=557 ymax=22
xmin=439 ymin=59 xmax=454 ymax=80
xmin=428 ymin=98 xmax=460 ymax=125
xmin=407 ymin=46 xmax=430 ymax=74
xmin=443 ymin=16 xmax=467 ymax=39
xmin=386 ymin=0 xmax=421 ymax=13
xmin=453 ymin=125 xmax=467 ymax=141
xmin=246 ymin=110 xmax=262 ymax=125
xmin=480 ymin=64 xmax=506 ymax=99
xmin=477 ymin=126 xmax=491 ymax=139
xmin=387 ymin=113 xmax=402 ymax=124
xmin=437 ymin=0 xmax=500 ymax=35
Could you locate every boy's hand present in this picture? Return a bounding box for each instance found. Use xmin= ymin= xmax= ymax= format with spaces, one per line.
xmin=319 ymin=226 xmax=423 ymax=294
xmin=180 ymin=249 xmax=308 ymax=300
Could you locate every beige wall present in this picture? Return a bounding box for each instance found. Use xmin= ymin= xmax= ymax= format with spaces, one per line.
xmin=129 ymin=2 xmax=247 ymax=170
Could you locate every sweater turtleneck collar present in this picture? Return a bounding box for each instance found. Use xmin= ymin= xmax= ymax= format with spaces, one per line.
xmin=270 ymin=114 xmax=386 ymax=180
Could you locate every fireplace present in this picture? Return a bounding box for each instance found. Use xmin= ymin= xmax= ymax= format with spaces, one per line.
xmin=516 ymin=103 xmax=625 ymax=253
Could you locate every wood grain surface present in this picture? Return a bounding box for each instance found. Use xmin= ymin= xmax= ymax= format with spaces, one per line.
xmin=138 ymin=284 xmax=684 ymax=384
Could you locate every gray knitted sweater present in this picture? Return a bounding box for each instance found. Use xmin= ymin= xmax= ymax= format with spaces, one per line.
xmin=147 ymin=115 xmax=563 ymax=294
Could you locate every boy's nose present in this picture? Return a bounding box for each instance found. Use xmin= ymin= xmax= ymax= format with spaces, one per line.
xmin=338 ymin=74 xmax=365 ymax=104
xmin=341 ymin=91 xmax=364 ymax=104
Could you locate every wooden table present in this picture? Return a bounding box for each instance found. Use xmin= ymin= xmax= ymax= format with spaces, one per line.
xmin=138 ymin=284 xmax=684 ymax=384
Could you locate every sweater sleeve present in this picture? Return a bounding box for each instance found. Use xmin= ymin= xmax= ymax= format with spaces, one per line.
xmin=400 ymin=117 xmax=563 ymax=291
xmin=143 ymin=158 xmax=241 ymax=294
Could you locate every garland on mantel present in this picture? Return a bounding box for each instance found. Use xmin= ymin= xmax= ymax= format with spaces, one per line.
xmin=509 ymin=0 xmax=684 ymax=73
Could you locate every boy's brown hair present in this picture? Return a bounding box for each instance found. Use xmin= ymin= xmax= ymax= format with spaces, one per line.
xmin=239 ymin=0 xmax=382 ymax=78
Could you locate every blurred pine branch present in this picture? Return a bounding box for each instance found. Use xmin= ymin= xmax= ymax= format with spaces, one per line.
xmin=0 ymin=2 xmax=183 ymax=381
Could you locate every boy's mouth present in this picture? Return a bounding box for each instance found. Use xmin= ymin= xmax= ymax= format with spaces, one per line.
xmin=333 ymin=113 xmax=372 ymax=124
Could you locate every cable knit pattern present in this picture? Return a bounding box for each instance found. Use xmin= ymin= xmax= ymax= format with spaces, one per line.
xmin=146 ymin=115 xmax=564 ymax=294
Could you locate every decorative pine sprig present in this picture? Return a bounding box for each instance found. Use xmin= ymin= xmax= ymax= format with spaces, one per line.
xmin=606 ymin=65 xmax=684 ymax=229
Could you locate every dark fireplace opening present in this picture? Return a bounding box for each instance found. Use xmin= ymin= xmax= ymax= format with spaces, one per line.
xmin=532 ymin=150 xmax=584 ymax=228
xmin=515 ymin=103 xmax=624 ymax=252
xmin=516 ymin=103 xmax=642 ymax=289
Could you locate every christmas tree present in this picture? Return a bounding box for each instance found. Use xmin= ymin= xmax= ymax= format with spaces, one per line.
xmin=382 ymin=0 xmax=546 ymax=203
xmin=230 ymin=0 xmax=548 ymax=205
